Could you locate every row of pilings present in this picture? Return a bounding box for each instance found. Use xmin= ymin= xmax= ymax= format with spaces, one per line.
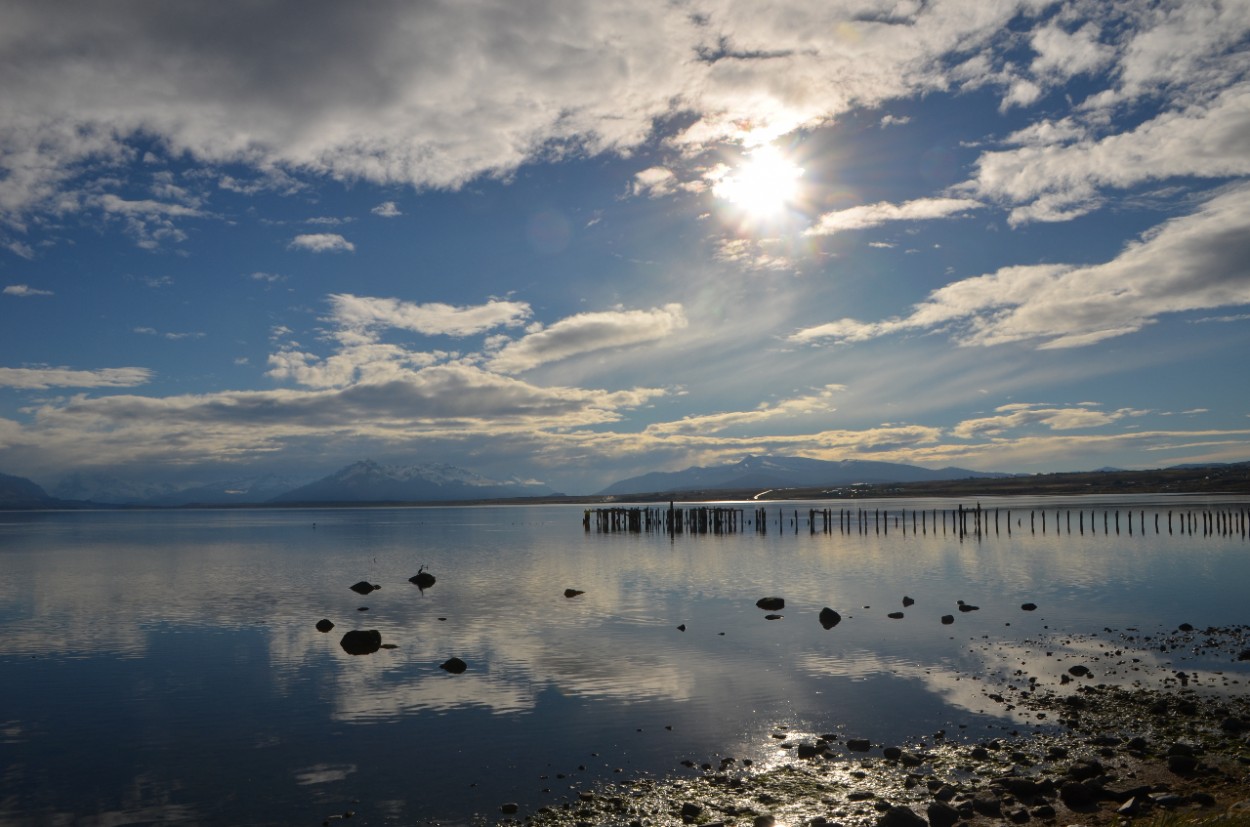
xmin=584 ymin=502 xmax=1250 ymax=539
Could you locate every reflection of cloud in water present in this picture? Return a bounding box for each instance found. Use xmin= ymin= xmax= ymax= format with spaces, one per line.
xmin=0 ymin=770 xmax=200 ymax=826
xmin=293 ymin=763 xmax=356 ymax=785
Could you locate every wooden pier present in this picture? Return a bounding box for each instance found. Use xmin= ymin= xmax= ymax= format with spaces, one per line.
xmin=584 ymin=502 xmax=1250 ymax=540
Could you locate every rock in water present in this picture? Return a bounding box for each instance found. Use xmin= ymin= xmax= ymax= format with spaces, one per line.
xmin=315 ymin=618 xmax=334 ymax=633
xmin=877 ymin=805 xmax=926 ymax=827
xmin=340 ymin=629 xmax=382 ymax=655
xmin=941 ymin=614 xmax=955 ymax=625
xmin=563 ymin=588 xmax=585 ymax=598
xmin=887 ymin=612 xmax=904 ymax=619
xmin=349 ymin=581 xmax=379 ymax=595
xmin=818 ymin=607 xmax=842 ymax=629
xmin=756 ymin=597 xmax=785 ymax=611
xmin=409 ymin=568 xmax=436 ymax=590
xmin=902 ymin=596 xmax=915 ymax=607
xmin=1021 ymin=602 xmax=1038 ymax=611
xmin=440 ymin=657 xmax=468 ymax=674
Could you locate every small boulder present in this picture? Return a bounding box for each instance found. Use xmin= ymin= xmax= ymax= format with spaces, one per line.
xmin=847 ymin=738 xmax=872 ymax=752
xmin=764 ymin=614 xmax=783 ymax=620
xmin=757 ymin=597 xmax=785 ymax=611
xmin=957 ymin=600 xmax=979 ymax=612
xmin=902 ymin=596 xmax=915 ymax=607
xmin=877 ymin=805 xmax=926 ymax=827
xmin=1067 ymin=664 xmax=1092 ymax=678
xmin=440 ymin=657 xmax=468 ymax=674
xmin=941 ymin=615 xmax=955 ymax=625
xmin=563 ymin=588 xmax=585 ymax=598
xmin=409 ymin=567 xmax=436 ymax=590
xmin=349 ymin=581 xmax=379 ymax=595
xmin=819 ymin=607 xmax=842 ymax=629
xmin=887 ymin=611 xmax=904 ymax=619
xmin=1021 ymin=602 xmax=1038 ymax=611
xmin=926 ymin=801 xmax=960 ymax=827
xmin=315 ymin=619 xmax=335 ymax=633
xmin=339 ymin=629 xmax=382 ymax=655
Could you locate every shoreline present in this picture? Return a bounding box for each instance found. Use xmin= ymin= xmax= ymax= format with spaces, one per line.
xmin=497 ymin=626 xmax=1250 ymax=827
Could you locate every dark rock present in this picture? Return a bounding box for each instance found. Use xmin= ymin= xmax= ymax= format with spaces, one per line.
xmin=1166 ymin=754 xmax=1198 ymax=774
xmin=941 ymin=615 xmax=955 ymax=625
xmin=1238 ymin=649 xmax=1250 ymax=661
xmin=887 ymin=612 xmax=905 ymax=619
xmin=1166 ymin=741 xmax=1197 ymax=757
xmin=501 ymin=803 xmax=519 ymax=815
xmin=996 ymin=778 xmax=1046 ymax=799
xmin=925 ymin=801 xmax=959 ymax=827
xmin=1031 ymin=804 xmax=1055 ymax=819
xmin=877 ymin=806 xmax=926 ymax=827
xmin=1189 ymin=792 xmax=1217 ymax=807
xmin=753 ymin=815 xmax=776 ymax=827
xmin=819 ymin=607 xmax=842 ymax=629
xmin=957 ymin=600 xmax=979 ymax=612
xmin=1058 ymin=781 xmax=1097 ymax=807
xmin=1067 ymin=664 xmax=1091 ymax=677
xmin=339 ymin=629 xmax=382 ymax=655
xmin=797 ymin=743 xmax=824 ymax=759
xmin=349 ymin=581 xmax=378 ymax=595
xmin=1007 ymin=807 xmax=1031 ymax=823
xmin=971 ymin=795 xmax=1002 ymax=817
xmin=440 ymin=657 xmax=468 ymax=674
xmin=848 ymin=791 xmax=876 ymax=801
xmin=677 ymin=624 xmax=686 ymax=631
xmin=765 ymin=614 xmax=783 ymax=620
xmin=899 ymin=752 xmax=923 ymax=768
xmin=1178 ymin=622 xmax=1194 ymax=632
xmin=1126 ymin=736 xmax=1149 ymax=752
xmin=1021 ymin=602 xmax=1037 ymax=611
xmin=1066 ymin=759 xmax=1103 ymax=781
xmin=680 ymin=802 xmax=703 ymax=820
xmin=409 ymin=567 xmax=436 ymax=590
xmin=932 ymin=785 xmax=957 ymax=802
xmin=564 ymin=588 xmax=585 ymax=598
xmin=902 ymin=596 xmax=915 ymax=607
xmin=847 ymin=738 xmax=872 ymax=752
xmin=315 ymin=619 xmax=335 ymax=633
xmin=757 ymin=597 xmax=785 ymax=611
xmin=1220 ymin=716 xmax=1246 ymax=733
xmin=882 ymin=746 xmax=902 ymax=760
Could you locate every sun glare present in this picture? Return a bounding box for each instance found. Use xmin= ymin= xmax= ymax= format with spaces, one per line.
xmin=713 ymin=145 xmax=804 ymax=218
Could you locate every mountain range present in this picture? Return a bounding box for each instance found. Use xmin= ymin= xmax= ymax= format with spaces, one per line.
xmin=2 ymin=460 xmax=556 ymax=508
xmin=596 ymin=455 xmax=1009 ymax=495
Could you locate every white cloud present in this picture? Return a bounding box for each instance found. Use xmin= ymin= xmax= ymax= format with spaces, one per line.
xmin=489 ymin=304 xmax=688 ymax=373
xmin=370 ymin=201 xmax=401 ymax=217
xmin=805 ymin=198 xmax=982 ymax=236
xmin=288 ymin=233 xmax=354 ymax=253
xmin=632 ymin=167 xmax=678 ymax=198
xmin=792 ymin=185 xmax=1250 ymax=349
xmin=951 ymin=403 xmax=1147 ymax=438
xmin=0 ymin=366 xmax=151 ymax=389
xmin=4 ymin=284 xmax=53 ymax=297
xmin=644 ymin=384 xmax=844 ymax=436
xmin=328 ymin=294 xmax=531 ymax=338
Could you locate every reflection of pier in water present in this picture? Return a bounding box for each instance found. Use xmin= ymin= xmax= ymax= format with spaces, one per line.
xmin=585 ymin=503 xmax=1250 ymax=540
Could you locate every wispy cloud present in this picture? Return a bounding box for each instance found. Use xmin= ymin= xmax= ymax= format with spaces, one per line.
xmin=371 ymin=201 xmax=401 ymax=218
xmin=289 ymin=233 xmax=355 ymax=253
xmin=4 ymin=284 xmax=53 ymax=297
xmin=328 ymin=294 xmax=531 ymax=338
xmin=806 ymin=198 xmax=982 ymax=236
xmin=488 ymin=304 xmax=688 ymax=373
xmin=0 ymin=366 xmax=152 ymax=389
xmin=792 ymin=185 xmax=1250 ymax=349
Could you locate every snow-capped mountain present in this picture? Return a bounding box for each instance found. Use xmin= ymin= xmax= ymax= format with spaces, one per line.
xmin=270 ymin=459 xmax=556 ymax=503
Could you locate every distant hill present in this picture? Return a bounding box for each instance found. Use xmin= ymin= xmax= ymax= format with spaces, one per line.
xmin=598 ymin=455 xmax=1008 ymax=496
xmin=0 ymin=471 xmax=58 ymax=508
xmin=50 ymin=471 xmax=309 ymax=506
xmin=270 ymin=459 xmax=556 ymax=503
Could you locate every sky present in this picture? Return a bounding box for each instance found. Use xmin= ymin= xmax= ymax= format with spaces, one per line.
xmin=2 ymin=0 xmax=1249 ymax=495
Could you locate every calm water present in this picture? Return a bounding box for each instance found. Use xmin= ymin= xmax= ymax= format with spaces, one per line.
xmin=2 ymin=495 xmax=1249 ymax=826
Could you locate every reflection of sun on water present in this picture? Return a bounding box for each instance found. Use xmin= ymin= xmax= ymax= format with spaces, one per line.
xmin=713 ymin=145 xmax=804 ymax=219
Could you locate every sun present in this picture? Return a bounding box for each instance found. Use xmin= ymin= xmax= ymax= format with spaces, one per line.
xmin=713 ymin=145 xmax=804 ymax=218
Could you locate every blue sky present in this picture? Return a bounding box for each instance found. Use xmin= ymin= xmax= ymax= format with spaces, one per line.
xmin=2 ymin=0 xmax=1249 ymax=494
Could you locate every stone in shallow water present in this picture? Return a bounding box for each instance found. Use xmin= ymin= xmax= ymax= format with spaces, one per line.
xmin=440 ymin=657 xmax=468 ymax=674
xmin=756 ymin=597 xmax=785 ymax=611
xmin=819 ymin=607 xmax=841 ymax=629
xmin=315 ymin=618 xmax=334 ymax=633
xmin=339 ymin=629 xmax=382 ymax=655
xmin=564 ymin=588 xmax=585 ymax=598
xmin=1021 ymin=602 xmax=1038 ymax=611
xmin=349 ymin=581 xmax=378 ymax=595
xmin=941 ymin=615 xmax=955 ymax=625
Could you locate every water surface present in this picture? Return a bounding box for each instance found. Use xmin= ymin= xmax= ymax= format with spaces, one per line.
xmin=2 ymin=495 xmax=1248 ymax=825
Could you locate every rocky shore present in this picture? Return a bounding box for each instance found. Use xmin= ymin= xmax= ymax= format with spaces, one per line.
xmin=503 ymin=627 xmax=1250 ymax=827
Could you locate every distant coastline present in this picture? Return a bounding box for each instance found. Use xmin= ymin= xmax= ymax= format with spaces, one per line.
xmin=4 ymin=462 xmax=1249 ymax=511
